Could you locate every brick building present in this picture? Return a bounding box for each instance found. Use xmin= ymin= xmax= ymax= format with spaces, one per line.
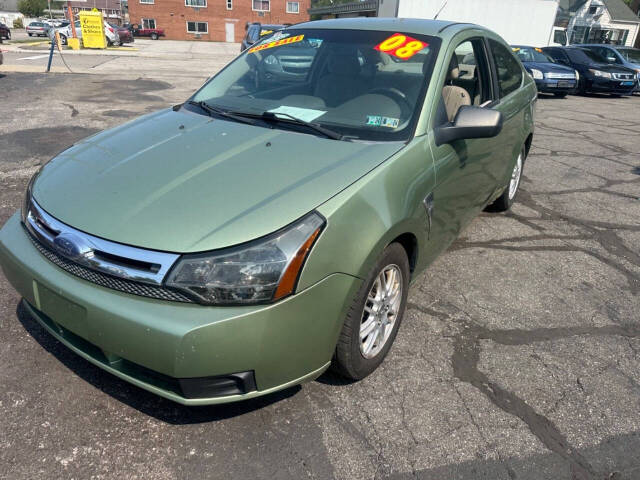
xmin=128 ymin=0 xmax=310 ymax=43
xmin=68 ymin=0 xmax=125 ymax=25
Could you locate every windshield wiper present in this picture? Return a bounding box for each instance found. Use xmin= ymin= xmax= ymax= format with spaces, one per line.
xmin=259 ymin=111 xmax=344 ymax=140
xmin=187 ymin=100 xmax=259 ymax=126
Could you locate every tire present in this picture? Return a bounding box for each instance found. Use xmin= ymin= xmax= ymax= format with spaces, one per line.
xmin=150 ymin=33 xmax=158 ymax=40
xmin=6 ymin=31 xmax=10 ymax=40
xmin=332 ymin=243 xmax=410 ymax=380
xmin=106 ymin=37 xmax=113 ymax=47
xmin=60 ymin=34 xmax=67 ymax=45
xmin=554 ymin=92 xmax=567 ymax=98
xmin=488 ymin=145 xmax=526 ymax=212
xmin=28 ymin=33 xmax=32 ymax=36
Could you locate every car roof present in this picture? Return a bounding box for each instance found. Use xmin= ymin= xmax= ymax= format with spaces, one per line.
xmin=294 ymin=17 xmax=483 ymax=38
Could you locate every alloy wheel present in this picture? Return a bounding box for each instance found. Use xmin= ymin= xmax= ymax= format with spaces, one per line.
xmin=359 ymin=264 xmax=403 ymax=359
xmin=508 ymin=153 xmax=523 ymax=200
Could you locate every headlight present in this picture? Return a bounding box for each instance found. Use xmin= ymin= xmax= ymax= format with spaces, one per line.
xmin=530 ymin=68 xmax=543 ymax=80
xmin=166 ymin=212 xmax=324 ymax=305
xmin=589 ymin=69 xmax=611 ymax=79
xmin=21 ymin=170 xmax=39 ymax=224
xmin=264 ymin=54 xmax=278 ymax=65
xmin=575 ymin=70 xmax=579 ymax=81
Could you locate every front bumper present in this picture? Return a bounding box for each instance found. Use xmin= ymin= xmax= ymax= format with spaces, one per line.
xmin=0 ymin=213 xmax=361 ymax=405
xmin=586 ymin=77 xmax=635 ymax=95
xmin=534 ymin=79 xmax=576 ymax=94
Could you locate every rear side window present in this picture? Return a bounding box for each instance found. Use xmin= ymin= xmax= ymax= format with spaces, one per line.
xmin=489 ymin=39 xmax=523 ymax=98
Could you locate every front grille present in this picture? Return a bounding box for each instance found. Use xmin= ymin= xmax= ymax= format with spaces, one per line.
xmin=546 ymin=72 xmax=575 ymax=79
xmin=613 ymin=72 xmax=634 ymax=80
xmin=25 ymin=226 xmax=194 ymax=303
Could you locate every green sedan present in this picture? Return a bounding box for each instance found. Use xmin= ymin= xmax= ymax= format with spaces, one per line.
xmin=0 ymin=18 xmax=536 ymax=405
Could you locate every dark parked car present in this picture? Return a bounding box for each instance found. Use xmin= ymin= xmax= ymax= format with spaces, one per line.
xmin=577 ymin=44 xmax=640 ymax=93
xmin=109 ymin=23 xmax=134 ymax=44
xmin=542 ymin=46 xmax=636 ymax=96
xmin=241 ymin=23 xmax=288 ymax=52
xmin=512 ymin=45 xmax=577 ymax=97
xmin=0 ymin=22 xmax=10 ymax=40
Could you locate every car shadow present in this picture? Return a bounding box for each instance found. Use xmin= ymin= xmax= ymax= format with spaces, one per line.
xmin=15 ymin=301 xmax=301 ymax=424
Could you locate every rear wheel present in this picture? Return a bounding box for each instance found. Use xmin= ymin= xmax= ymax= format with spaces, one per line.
xmin=488 ymin=145 xmax=525 ymax=212
xmin=60 ymin=34 xmax=67 ymax=45
xmin=150 ymin=33 xmax=158 ymax=40
xmin=332 ymin=243 xmax=410 ymax=380
xmin=28 ymin=33 xmax=33 ymax=36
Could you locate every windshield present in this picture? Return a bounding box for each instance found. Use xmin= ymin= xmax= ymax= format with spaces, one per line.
xmin=618 ymin=48 xmax=640 ymax=63
xmin=568 ymin=48 xmax=605 ymax=64
xmin=191 ymin=28 xmax=440 ymax=142
xmin=513 ymin=46 xmax=555 ymax=63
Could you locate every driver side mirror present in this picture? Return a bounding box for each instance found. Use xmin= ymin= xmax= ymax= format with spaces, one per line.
xmin=434 ymin=106 xmax=503 ymax=146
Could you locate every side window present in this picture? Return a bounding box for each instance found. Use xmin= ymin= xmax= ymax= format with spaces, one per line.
xmin=440 ymin=38 xmax=492 ymax=123
xmin=489 ymin=39 xmax=523 ymax=99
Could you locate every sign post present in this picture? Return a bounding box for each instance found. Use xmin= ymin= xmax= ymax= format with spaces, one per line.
xmin=79 ymin=9 xmax=106 ymax=49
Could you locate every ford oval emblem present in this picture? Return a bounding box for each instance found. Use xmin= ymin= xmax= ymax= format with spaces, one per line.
xmin=53 ymin=233 xmax=91 ymax=260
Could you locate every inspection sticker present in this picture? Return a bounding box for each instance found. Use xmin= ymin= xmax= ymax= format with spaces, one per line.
xmin=249 ymin=34 xmax=304 ymax=54
xmin=381 ymin=117 xmax=400 ymax=128
xmin=374 ymin=33 xmax=428 ymax=60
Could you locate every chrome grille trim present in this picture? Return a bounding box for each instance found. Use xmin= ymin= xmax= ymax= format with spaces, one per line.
xmin=25 ymin=198 xmax=179 ymax=286
xmin=25 ymin=227 xmax=194 ymax=303
xmin=545 ymin=72 xmax=576 ymax=79
xmin=612 ymin=72 xmax=634 ymax=80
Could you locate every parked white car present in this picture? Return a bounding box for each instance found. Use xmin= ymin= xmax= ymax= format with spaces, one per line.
xmin=57 ymin=20 xmax=120 ymax=46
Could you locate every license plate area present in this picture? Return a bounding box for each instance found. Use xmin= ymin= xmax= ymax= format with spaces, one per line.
xmin=621 ymin=81 xmax=634 ymax=86
xmin=35 ymin=282 xmax=88 ymax=338
xmin=557 ymin=81 xmax=571 ymax=88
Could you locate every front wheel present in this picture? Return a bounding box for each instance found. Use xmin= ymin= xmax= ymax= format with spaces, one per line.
xmin=59 ymin=34 xmax=67 ymax=45
xmin=332 ymin=243 xmax=410 ymax=380
xmin=488 ymin=146 xmax=525 ymax=212
xmin=150 ymin=33 xmax=158 ymax=40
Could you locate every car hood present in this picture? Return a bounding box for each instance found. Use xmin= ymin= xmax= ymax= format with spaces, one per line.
xmin=587 ymin=63 xmax=634 ymax=74
xmin=32 ymin=108 xmax=402 ymax=253
xmin=523 ymin=61 xmax=575 ymax=74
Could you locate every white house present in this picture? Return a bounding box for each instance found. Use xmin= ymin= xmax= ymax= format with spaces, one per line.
xmin=567 ymin=0 xmax=640 ymax=45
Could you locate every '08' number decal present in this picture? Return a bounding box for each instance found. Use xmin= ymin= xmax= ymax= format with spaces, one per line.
xmin=374 ymin=33 xmax=428 ymax=60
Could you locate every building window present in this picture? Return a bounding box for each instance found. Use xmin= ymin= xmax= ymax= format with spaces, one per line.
xmin=226 ymin=0 xmax=232 ymax=9
xmin=286 ymin=1 xmax=299 ymax=13
xmin=187 ymin=21 xmax=208 ymax=33
xmin=252 ymin=0 xmax=270 ymax=12
xmin=185 ymin=0 xmax=207 ymax=7
xmin=142 ymin=18 xmax=156 ymax=29
xmin=139 ymin=0 xmax=154 ymax=4
xmin=588 ymin=5 xmax=598 ymax=14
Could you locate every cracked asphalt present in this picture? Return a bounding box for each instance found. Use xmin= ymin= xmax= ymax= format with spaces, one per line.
xmin=1 ymin=73 xmax=639 ymax=480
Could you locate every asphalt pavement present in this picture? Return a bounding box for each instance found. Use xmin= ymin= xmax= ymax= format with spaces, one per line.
xmin=0 ymin=73 xmax=639 ymax=480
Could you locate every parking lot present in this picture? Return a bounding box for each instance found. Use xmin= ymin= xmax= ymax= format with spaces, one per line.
xmin=0 ymin=70 xmax=639 ymax=480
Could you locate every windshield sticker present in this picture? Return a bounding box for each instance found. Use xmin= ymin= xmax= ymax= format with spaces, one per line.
xmin=260 ymin=29 xmax=274 ymax=36
xmin=512 ymin=47 xmax=521 ymax=52
xmin=381 ymin=117 xmax=400 ymax=128
xmin=366 ymin=115 xmax=382 ymax=126
xmin=374 ymin=33 xmax=428 ymax=60
xmin=249 ymin=34 xmax=304 ymax=54
xmin=268 ymin=105 xmax=326 ymax=123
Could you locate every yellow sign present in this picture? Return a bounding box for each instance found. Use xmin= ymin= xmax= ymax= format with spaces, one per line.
xmin=248 ymin=35 xmax=304 ymax=54
xmin=79 ymin=10 xmax=106 ymax=49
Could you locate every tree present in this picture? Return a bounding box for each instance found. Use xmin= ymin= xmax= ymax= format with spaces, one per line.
xmin=17 ymin=0 xmax=48 ymax=17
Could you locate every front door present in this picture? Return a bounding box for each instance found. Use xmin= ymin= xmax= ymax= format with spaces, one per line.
xmin=225 ymin=22 xmax=234 ymax=43
xmin=426 ymin=37 xmax=498 ymax=257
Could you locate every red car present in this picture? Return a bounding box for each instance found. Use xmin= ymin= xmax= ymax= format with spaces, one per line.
xmin=126 ymin=24 xmax=165 ymax=40
xmin=109 ymin=23 xmax=133 ymax=44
